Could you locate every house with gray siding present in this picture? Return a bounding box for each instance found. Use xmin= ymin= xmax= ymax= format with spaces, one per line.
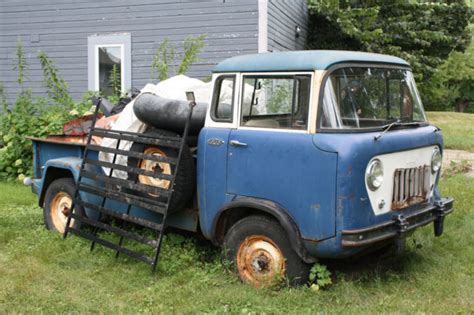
xmin=0 ymin=0 xmax=308 ymax=104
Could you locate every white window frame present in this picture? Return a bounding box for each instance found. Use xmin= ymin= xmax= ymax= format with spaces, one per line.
xmin=205 ymin=73 xmax=241 ymax=130
xmin=88 ymin=33 xmax=131 ymax=94
xmin=237 ymin=72 xmax=315 ymax=134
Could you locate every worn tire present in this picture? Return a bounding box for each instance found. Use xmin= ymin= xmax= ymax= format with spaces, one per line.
xmin=127 ymin=128 xmax=195 ymax=213
xmin=223 ymin=215 xmax=310 ymax=287
xmin=43 ymin=178 xmax=84 ymax=234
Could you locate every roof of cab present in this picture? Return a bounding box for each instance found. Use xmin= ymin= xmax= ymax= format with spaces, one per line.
xmin=213 ymin=50 xmax=410 ymax=73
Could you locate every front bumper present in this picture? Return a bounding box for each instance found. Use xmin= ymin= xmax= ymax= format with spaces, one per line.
xmin=341 ymin=197 xmax=454 ymax=248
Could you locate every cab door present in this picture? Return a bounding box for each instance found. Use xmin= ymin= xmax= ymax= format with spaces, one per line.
xmin=198 ymin=74 xmax=238 ymax=238
xmin=226 ymin=74 xmax=337 ymax=241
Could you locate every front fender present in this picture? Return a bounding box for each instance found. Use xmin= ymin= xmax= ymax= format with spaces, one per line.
xmin=213 ymin=196 xmax=317 ymax=264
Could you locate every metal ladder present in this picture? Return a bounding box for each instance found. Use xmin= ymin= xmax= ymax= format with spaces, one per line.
xmin=63 ymin=97 xmax=194 ymax=271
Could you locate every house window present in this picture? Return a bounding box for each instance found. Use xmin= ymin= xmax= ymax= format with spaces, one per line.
xmin=88 ymin=34 xmax=131 ymax=96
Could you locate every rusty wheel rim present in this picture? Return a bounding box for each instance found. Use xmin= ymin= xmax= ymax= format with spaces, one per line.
xmin=138 ymin=147 xmax=171 ymax=197
xmin=50 ymin=191 xmax=74 ymax=233
xmin=236 ymin=235 xmax=286 ymax=287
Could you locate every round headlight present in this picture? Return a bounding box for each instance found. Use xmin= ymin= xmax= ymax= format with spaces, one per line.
xmin=366 ymin=159 xmax=384 ymax=191
xmin=431 ymin=147 xmax=442 ymax=174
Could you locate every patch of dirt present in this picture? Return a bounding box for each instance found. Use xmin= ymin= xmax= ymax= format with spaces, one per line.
xmin=443 ymin=149 xmax=474 ymax=177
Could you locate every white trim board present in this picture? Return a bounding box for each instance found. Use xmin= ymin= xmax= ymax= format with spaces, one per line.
xmin=258 ymin=0 xmax=268 ymax=53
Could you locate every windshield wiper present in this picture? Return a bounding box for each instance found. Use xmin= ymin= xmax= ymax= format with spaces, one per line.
xmin=374 ymin=119 xmax=422 ymax=141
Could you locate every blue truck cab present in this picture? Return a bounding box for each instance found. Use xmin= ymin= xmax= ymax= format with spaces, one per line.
xmin=29 ymin=51 xmax=453 ymax=286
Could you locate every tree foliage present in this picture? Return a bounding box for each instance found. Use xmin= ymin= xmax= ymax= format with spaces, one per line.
xmin=307 ymin=0 xmax=473 ymax=111
xmin=432 ymin=26 xmax=474 ymax=112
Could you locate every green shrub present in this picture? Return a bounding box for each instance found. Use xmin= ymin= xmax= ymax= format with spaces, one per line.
xmin=0 ymin=41 xmax=92 ymax=181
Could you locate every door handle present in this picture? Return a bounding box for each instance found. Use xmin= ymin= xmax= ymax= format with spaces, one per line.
xmin=230 ymin=140 xmax=248 ymax=147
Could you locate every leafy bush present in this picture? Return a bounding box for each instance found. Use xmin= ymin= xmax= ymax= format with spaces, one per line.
xmin=0 ymin=91 xmax=92 ymax=181
xmin=0 ymin=41 xmax=92 ymax=181
xmin=307 ymin=1 xmax=473 ymax=111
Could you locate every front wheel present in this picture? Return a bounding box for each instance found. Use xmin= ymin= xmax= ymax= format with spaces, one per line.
xmin=43 ymin=178 xmax=84 ymax=234
xmin=223 ymin=215 xmax=310 ymax=287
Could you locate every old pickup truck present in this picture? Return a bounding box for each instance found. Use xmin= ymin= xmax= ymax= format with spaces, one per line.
xmin=26 ymin=51 xmax=454 ymax=287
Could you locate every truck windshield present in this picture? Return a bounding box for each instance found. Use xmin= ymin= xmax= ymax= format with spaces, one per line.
xmin=320 ymin=67 xmax=427 ymax=130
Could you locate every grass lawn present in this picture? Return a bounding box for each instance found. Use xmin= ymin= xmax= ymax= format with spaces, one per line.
xmin=0 ymin=176 xmax=473 ymax=314
xmin=1 ymin=111 xmax=474 ymax=313
xmin=427 ymin=112 xmax=474 ymax=152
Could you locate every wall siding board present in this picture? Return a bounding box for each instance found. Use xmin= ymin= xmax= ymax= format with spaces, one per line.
xmin=1 ymin=0 xmax=308 ymax=104
xmin=267 ymin=0 xmax=308 ymax=52
xmin=0 ymin=0 xmax=259 ymax=103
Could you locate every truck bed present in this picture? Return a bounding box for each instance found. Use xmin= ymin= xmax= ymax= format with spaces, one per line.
xmin=28 ymin=135 xmax=88 ymax=179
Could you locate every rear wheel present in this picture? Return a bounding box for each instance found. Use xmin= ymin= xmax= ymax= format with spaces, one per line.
xmin=43 ymin=178 xmax=84 ymax=234
xmin=127 ymin=128 xmax=195 ymax=213
xmin=223 ymin=215 xmax=310 ymax=287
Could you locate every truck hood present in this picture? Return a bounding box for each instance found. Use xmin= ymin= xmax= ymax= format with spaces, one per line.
xmin=312 ymin=125 xmax=444 ymax=230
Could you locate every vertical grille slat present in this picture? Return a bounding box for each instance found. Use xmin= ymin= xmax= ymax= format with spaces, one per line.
xmin=393 ymin=169 xmax=400 ymax=202
xmin=391 ymin=165 xmax=430 ymax=210
xmin=405 ymin=169 xmax=410 ymax=200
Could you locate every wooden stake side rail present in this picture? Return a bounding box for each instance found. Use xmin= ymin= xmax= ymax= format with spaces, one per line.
xmin=63 ymin=97 xmax=195 ymax=271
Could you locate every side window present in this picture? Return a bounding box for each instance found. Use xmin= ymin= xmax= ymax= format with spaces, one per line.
xmin=241 ymin=75 xmax=311 ymax=130
xmin=211 ymin=76 xmax=235 ymax=122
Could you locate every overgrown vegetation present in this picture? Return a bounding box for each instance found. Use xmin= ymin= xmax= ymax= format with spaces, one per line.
xmin=37 ymin=50 xmax=74 ymax=107
xmin=150 ymin=34 xmax=206 ymax=82
xmin=13 ymin=37 xmax=27 ymax=86
xmin=0 ymin=34 xmax=207 ymax=181
xmin=0 ymin=40 xmax=92 ymax=181
xmin=307 ymin=0 xmax=473 ymax=112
